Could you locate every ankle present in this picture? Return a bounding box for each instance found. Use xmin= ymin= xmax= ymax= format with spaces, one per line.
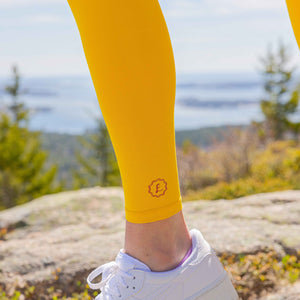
xmin=125 ymin=236 xmax=192 ymax=272
xmin=124 ymin=211 xmax=192 ymax=272
xmin=150 ymin=240 xmax=193 ymax=271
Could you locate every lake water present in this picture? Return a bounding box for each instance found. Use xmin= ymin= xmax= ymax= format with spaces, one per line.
xmin=0 ymin=72 xmax=299 ymax=134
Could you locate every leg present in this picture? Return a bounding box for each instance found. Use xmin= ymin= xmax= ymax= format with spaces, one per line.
xmin=67 ymin=0 xmax=191 ymax=271
xmin=67 ymin=1 xmax=239 ymax=299
xmin=286 ymin=0 xmax=300 ymax=50
xmin=125 ymin=211 xmax=191 ymax=271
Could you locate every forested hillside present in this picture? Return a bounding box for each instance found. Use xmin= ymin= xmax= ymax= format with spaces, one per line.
xmin=40 ymin=125 xmax=244 ymax=189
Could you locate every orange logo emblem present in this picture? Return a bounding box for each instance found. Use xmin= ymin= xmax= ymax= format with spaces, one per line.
xmin=148 ymin=178 xmax=167 ymax=198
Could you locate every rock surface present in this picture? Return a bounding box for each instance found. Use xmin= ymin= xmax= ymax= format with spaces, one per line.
xmin=0 ymin=187 xmax=300 ymax=299
xmin=261 ymin=281 xmax=300 ymax=300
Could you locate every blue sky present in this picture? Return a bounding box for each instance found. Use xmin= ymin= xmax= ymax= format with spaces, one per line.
xmin=0 ymin=0 xmax=299 ymax=78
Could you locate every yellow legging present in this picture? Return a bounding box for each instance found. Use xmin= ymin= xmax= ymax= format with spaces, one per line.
xmin=286 ymin=0 xmax=300 ymax=50
xmin=66 ymin=0 xmax=299 ymax=224
xmin=67 ymin=0 xmax=182 ymax=223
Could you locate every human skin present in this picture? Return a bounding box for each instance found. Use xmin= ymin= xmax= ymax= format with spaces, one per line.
xmin=124 ymin=210 xmax=192 ymax=272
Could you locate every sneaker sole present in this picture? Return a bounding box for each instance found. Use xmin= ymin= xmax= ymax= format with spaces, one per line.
xmin=188 ymin=270 xmax=239 ymax=300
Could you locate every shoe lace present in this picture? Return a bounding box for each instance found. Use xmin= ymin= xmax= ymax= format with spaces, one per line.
xmin=87 ymin=261 xmax=135 ymax=299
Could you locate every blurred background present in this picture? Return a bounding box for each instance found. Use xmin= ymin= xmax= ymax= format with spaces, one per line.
xmin=1 ymin=0 xmax=300 ymax=134
xmin=1 ymin=1 xmax=300 ymax=299
xmin=1 ymin=0 xmax=300 ymax=215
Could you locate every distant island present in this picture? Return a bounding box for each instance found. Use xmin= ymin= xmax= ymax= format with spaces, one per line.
xmin=178 ymin=97 xmax=259 ymax=108
xmin=30 ymin=106 xmax=53 ymax=113
xmin=176 ymin=81 xmax=260 ymax=89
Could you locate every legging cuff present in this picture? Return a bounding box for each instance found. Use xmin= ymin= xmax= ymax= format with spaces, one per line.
xmin=125 ymin=195 xmax=183 ymax=223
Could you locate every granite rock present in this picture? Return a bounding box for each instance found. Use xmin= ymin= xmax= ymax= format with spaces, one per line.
xmin=0 ymin=187 xmax=299 ymax=299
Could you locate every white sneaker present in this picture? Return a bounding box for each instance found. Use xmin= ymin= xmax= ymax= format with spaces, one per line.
xmin=87 ymin=229 xmax=239 ymax=300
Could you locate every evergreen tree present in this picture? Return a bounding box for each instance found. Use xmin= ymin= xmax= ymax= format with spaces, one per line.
xmin=5 ymin=65 xmax=29 ymax=124
xmin=252 ymin=41 xmax=300 ymax=142
xmin=73 ymin=117 xmax=121 ymax=188
xmin=0 ymin=65 xmax=61 ymax=209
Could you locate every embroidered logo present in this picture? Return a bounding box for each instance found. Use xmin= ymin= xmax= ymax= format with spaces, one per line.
xmin=148 ymin=178 xmax=167 ymax=198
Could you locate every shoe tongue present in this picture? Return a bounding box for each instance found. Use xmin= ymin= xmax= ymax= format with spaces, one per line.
xmin=116 ymin=250 xmax=151 ymax=272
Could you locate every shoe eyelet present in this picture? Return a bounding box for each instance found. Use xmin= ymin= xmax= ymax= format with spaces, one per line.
xmin=126 ymin=286 xmax=129 ymax=289
xmin=133 ymin=287 xmax=135 ymax=290
xmin=133 ymin=276 xmax=136 ymax=280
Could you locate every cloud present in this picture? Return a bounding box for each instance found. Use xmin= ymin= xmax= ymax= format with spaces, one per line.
xmin=0 ymin=14 xmax=66 ymax=28
xmin=1 ymin=0 xmax=284 ymax=15
xmin=0 ymin=0 xmax=295 ymax=77
xmin=221 ymin=0 xmax=282 ymax=10
xmin=0 ymin=0 xmax=62 ymax=8
xmin=161 ymin=0 xmax=284 ymax=18
xmin=26 ymin=15 xmax=65 ymax=25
